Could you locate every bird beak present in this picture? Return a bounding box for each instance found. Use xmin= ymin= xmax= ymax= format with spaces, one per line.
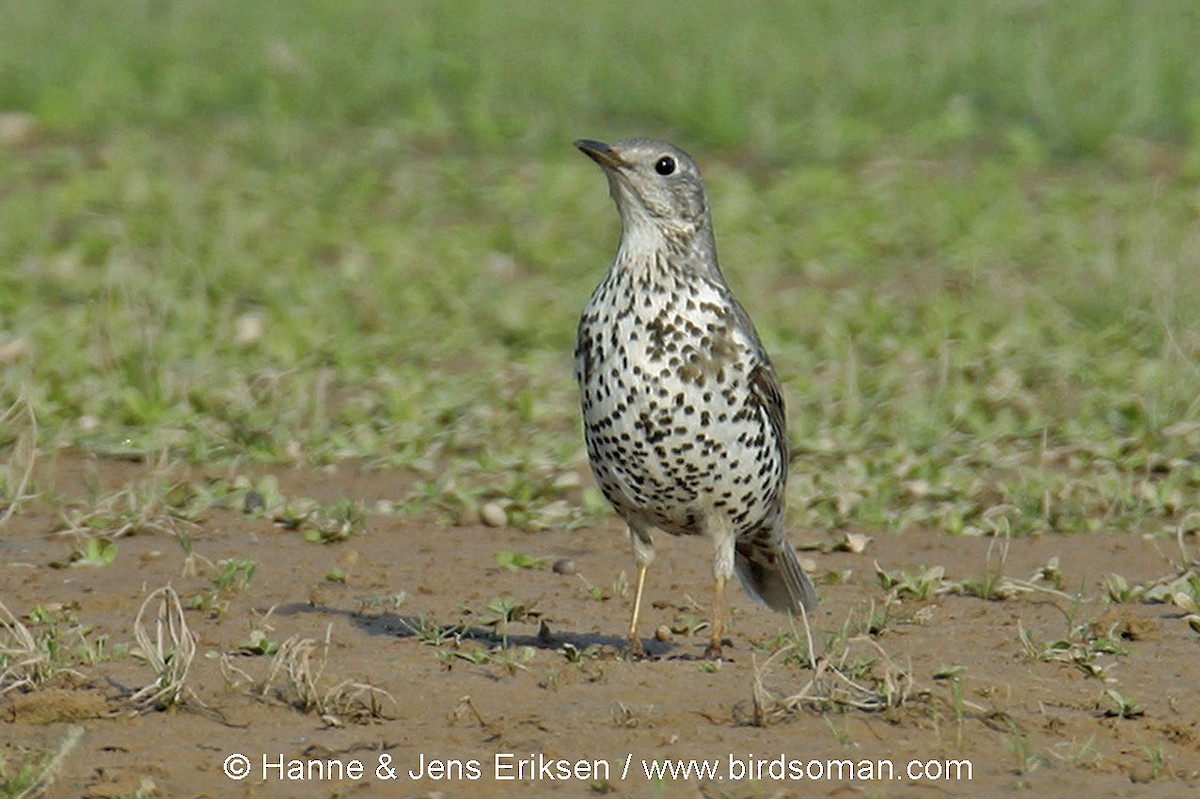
xmin=575 ymin=139 xmax=629 ymax=171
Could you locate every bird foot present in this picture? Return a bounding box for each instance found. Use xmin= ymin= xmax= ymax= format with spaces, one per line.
xmin=625 ymin=637 xmax=647 ymax=661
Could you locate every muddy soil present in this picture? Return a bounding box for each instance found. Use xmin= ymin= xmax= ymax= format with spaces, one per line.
xmin=2 ymin=454 xmax=1198 ymax=798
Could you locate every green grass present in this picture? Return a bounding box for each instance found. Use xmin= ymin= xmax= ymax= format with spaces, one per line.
xmin=1 ymin=1 xmax=1199 ymax=538
xmin=4 ymin=1 xmax=1200 ymax=156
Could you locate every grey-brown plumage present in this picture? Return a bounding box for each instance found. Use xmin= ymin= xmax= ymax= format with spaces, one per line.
xmin=573 ymin=137 xmax=818 ymax=659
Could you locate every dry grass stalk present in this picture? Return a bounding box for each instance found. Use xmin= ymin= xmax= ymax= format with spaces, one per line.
xmin=262 ymin=628 xmax=330 ymax=711
xmin=56 ymin=452 xmax=200 ymax=541
xmin=0 ymin=600 xmax=82 ymax=695
xmin=750 ymin=608 xmax=917 ymax=726
xmin=0 ymin=599 xmax=44 ymax=695
xmin=319 ymin=678 xmax=396 ymax=723
xmin=0 ymin=390 xmax=38 ymax=527
xmin=261 ymin=625 xmax=394 ymax=721
xmin=11 ymin=724 xmax=84 ymax=799
xmin=130 ymin=585 xmax=197 ymax=711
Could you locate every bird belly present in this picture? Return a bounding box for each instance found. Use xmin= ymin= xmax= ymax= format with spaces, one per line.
xmin=578 ymin=301 xmax=784 ymax=537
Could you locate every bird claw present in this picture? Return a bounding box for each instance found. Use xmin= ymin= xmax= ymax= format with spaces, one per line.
xmin=626 ymin=637 xmax=647 ymax=661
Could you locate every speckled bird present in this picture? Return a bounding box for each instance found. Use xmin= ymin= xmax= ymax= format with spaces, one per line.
xmin=573 ymin=137 xmax=818 ymax=659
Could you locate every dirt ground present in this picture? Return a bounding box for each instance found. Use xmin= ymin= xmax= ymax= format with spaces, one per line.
xmin=3 ymin=454 xmax=1199 ymax=798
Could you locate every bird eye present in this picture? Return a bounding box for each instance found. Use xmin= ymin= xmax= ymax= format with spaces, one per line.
xmin=654 ymin=156 xmax=676 ymax=175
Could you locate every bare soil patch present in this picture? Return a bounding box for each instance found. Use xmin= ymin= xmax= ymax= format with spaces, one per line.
xmin=3 ymin=455 xmax=1198 ymax=797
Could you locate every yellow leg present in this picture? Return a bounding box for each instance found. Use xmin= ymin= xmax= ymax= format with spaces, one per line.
xmin=627 ymin=562 xmax=648 ymax=659
xmin=705 ymin=574 xmax=726 ymax=660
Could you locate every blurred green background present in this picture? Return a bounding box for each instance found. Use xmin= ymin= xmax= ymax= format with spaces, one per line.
xmin=1 ymin=0 xmax=1198 ymax=537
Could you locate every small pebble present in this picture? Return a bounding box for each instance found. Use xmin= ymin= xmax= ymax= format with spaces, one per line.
xmin=553 ymin=471 xmax=582 ymax=490
xmin=0 ymin=336 xmax=29 ymax=365
xmin=906 ymin=479 xmax=931 ymax=499
xmin=0 ymin=112 xmax=35 ymax=146
xmin=243 ymin=490 xmax=266 ymax=514
xmin=551 ymin=558 xmax=576 ymax=576
xmin=480 ymin=502 xmax=507 ymax=528
xmin=1128 ymin=763 xmax=1156 ymax=784
xmin=235 ymin=313 xmax=265 ymax=347
xmin=654 ymin=625 xmax=673 ymax=642
xmin=837 ymin=532 xmax=872 ymax=554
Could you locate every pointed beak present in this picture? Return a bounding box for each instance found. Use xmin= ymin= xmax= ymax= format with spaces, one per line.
xmin=575 ymin=139 xmax=629 ymax=171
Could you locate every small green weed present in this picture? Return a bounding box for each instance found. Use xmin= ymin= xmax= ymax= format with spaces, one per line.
xmin=1050 ymin=736 xmax=1103 ymax=769
xmin=1140 ymin=745 xmax=1166 ymax=780
xmin=439 ymin=644 xmax=535 ymax=675
xmin=354 ymin=591 xmax=408 ymax=615
xmin=476 ymin=596 xmax=541 ymax=649
xmin=238 ymin=630 xmax=280 ymax=657
xmin=875 ymin=563 xmax=948 ymax=601
xmin=302 ymin=499 xmax=368 ymax=543
xmin=932 ymin=665 xmax=967 ymax=723
xmin=399 ymin=614 xmax=461 ymax=647
xmin=211 ymin=559 xmax=257 ymax=592
xmin=1017 ymin=616 xmax=1128 ymax=679
xmin=1103 ymin=689 xmax=1144 ymax=719
xmin=68 ymin=536 xmax=118 ymax=568
xmin=1102 ymin=573 xmax=1137 ymax=603
xmin=493 ymin=551 xmax=549 ymax=570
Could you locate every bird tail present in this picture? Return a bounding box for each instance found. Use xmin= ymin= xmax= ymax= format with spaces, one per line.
xmin=734 ymin=530 xmax=818 ymax=615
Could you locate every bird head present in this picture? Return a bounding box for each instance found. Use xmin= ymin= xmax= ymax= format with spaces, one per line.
xmin=575 ymin=138 xmax=714 ymax=255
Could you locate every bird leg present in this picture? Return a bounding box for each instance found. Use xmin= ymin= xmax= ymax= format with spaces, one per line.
xmin=627 ymin=561 xmax=648 ymax=659
xmin=705 ymin=573 xmax=727 ymax=660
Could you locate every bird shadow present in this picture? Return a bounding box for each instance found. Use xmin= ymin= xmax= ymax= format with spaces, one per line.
xmin=273 ymin=601 xmax=722 ymax=661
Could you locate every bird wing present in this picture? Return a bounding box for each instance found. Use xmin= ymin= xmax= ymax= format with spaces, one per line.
xmin=725 ymin=294 xmax=790 ymax=479
xmin=748 ymin=358 xmax=789 ymax=481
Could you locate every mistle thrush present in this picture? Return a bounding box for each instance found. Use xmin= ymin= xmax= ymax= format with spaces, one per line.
xmin=573 ymin=138 xmax=818 ymax=659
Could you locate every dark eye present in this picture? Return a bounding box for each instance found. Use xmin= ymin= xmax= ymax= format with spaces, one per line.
xmin=654 ymin=156 xmax=676 ymax=175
